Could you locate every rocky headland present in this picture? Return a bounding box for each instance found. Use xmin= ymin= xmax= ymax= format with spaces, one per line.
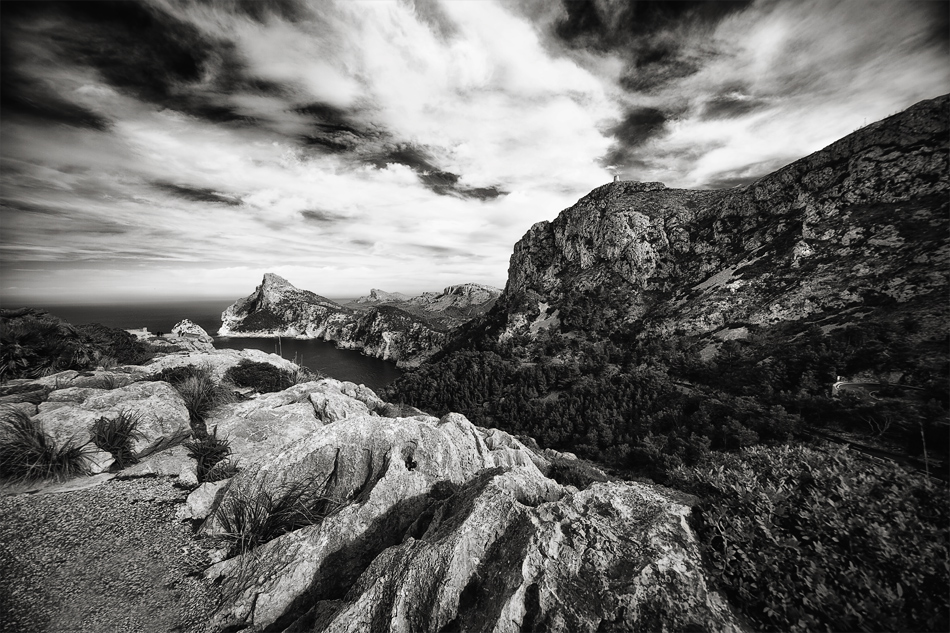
xmin=219 ymin=274 xmax=499 ymax=367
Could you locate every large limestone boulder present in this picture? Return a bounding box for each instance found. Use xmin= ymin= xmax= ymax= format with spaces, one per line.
xmin=202 ymin=405 xmax=738 ymax=633
xmin=204 ymin=379 xmax=388 ymax=470
xmin=204 ymin=411 xmax=549 ymax=632
xmin=306 ymin=470 xmax=741 ymax=633
xmin=30 ymin=381 xmax=191 ymax=473
xmin=204 ymin=381 xmax=326 ymax=470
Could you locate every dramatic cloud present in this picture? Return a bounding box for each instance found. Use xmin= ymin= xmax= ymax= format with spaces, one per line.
xmin=1 ymin=0 xmax=947 ymax=303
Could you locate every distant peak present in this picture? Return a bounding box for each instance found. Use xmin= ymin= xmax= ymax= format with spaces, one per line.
xmin=261 ymin=273 xmax=294 ymax=288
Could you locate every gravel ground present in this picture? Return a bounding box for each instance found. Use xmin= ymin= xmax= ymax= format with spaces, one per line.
xmin=0 ymin=476 xmax=221 ymax=633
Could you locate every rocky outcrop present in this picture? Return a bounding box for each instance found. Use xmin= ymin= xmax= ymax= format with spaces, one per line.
xmin=219 ymin=274 xmax=448 ymax=367
xmin=170 ymin=319 xmax=215 ymax=351
xmin=199 ymin=383 xmax=742 ymax=633
xmin=496 ymin=94 xmax=948 ymax=343
xmin=32 ymin=381 xmax=191 ymax=473
xmin=145 ymin=347 xmax=298 ymax=381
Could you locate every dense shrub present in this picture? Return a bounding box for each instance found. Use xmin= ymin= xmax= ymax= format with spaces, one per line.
xmin=0 ymin=310 xmax=95 ymax=380
xmin=0 ymin=309 xmax=155 ymax=381
xmin=0 ymin=407 xmax=90 ymax=483
xmin=89 ymin=411 xmax=141 ymax=469
xmin=184 ymin=426 xmax=232 ymax=482
xmin=204 ymin=457 xmax=240 ymax=482
xmin=74 ymin=323 xmax=153 ymax=366
xmin=669 ymin=445 xmax=950 ymax=632
xmin=224 ymin=360 xmax=295 ymax=394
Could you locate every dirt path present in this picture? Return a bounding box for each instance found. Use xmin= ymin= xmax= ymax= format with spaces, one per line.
xmin=0 ymin=476 xmax=220 ymax=633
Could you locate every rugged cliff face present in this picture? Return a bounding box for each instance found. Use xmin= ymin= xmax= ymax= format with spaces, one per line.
xmin=498 ymin=94 xmax=948 ymax=347
xmin=219 ymin=274 xmax=448 ymax=367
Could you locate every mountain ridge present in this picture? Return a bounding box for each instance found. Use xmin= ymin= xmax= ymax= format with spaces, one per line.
xmin=219 ymin=275 xmax=499 ymax=366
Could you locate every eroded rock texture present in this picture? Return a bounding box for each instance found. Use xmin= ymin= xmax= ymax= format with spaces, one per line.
xmin=201 ymin=387 xmax=742 ymax=633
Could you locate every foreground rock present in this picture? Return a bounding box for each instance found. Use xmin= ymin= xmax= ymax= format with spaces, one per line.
xmin=32 ymin=381 xmax=191 ymax=473
xmin=200 ymin=382 xmax=741 ymax=632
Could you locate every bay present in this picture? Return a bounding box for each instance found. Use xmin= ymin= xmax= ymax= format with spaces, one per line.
xmin=31 ymin=300 xmax=401 ymax=392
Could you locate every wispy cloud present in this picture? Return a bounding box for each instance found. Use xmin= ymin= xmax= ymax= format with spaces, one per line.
xmin=0 ymin=0 xmax=946 ymax=303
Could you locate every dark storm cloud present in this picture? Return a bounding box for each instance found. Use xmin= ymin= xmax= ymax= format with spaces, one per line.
xmin=611 ymin=106 xmax=669 ymax=147
xmin=555 ymin=0 xmax=753 ymax=49
xmin=297 ymin=102 xmax=371 ymax=152
xmin=602 ymin=106 xmax=672 ymax=166
xmin=295 ymin=103 xmax=364 ymax=135
xmin=0 ymin=67 xmax=111 ymax=131
xmin=221 ymin=0 xmax=309 ymax=24
xmin=300 ymin=209 xmax=347 ymax=224
xmin=154 ymin=183 xmax=242 ymax=206
xmin=368 ymin=144 xmax=507 ymax=200
xmin=700 ymin=90 xmax=768 ymax=120
xmin=410 ymin=0 xmax=460 ymax=40
xmin=0 ymin=0 xmax=291 ymax=128
xmin=555 ymin=0 xmax=752 ymax=94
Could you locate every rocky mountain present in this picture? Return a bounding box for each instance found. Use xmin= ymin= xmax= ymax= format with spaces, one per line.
xmin=0 ymin=346 xmax=743 ymax=633
xmin=350 ymin=283 xmax=502 ymax=329
xmin=386 ymin=94 xmax=949 ymax=481
xmin=219 ymin=274 xmax=448 ymax=367
xmin=354 ymin=288 xmax=410 ymax=304
xmin=493 ymin=94 xmax=948 ymax=350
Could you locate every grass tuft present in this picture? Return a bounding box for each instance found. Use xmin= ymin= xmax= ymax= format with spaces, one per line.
xmin=89 ymin=410 xmax=141 ymax=469
xmin=184 ymin=426 xmax=232 ymax=482
xmin=213 ymin=470 xmax=344 ymax=557
xmin=0 ymin=406 xmax=91 ymax=483
xmin=155 ymin=364 xmax=234 ymax=429
xmin=205 ymin=457 xmax=240 ymax=482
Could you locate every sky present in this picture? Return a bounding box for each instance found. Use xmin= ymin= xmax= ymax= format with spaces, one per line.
xmin=1 ymin=0 xmax=947 ymax=304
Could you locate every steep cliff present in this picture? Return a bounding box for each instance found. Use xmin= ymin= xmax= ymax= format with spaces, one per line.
xmin=219 ymin=274 xmax=448 ymax=367
xmin=497 ymin=94 xmax=947 ymax=345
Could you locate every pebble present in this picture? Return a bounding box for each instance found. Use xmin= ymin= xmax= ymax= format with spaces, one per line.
xmin=0 ymin=476 xmax=221 ymax=633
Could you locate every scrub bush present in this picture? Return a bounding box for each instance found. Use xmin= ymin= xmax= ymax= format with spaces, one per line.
xmin=670 ymin=445 xmax=950 ymax=632
xmin=223 ymin=360 xmax=295 ymax=394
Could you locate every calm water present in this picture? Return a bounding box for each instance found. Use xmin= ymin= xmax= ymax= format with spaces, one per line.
xmin=32 ymin=300 xmax=401 ymax=391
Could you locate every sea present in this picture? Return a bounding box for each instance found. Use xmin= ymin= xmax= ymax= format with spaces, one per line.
xmin=30 ymin=300 xmax=402 ymax=392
